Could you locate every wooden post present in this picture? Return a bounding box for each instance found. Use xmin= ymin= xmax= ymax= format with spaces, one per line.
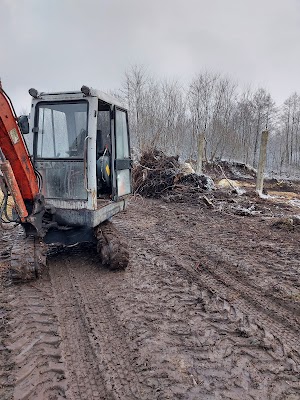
xmin=196 ymin=133 xmax=205 ymax=175
xmin=256 ymin=130 xmax=269 ymax=195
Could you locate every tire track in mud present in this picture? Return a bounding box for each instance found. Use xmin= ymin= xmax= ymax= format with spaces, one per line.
xmin=191 ymin=214 xmax=300 ymax=311
xmin=49 ymin=250 xmax=148 ymax=400
xmin=156 ymin=236 xmax=300 ymax=355
xmin=0 ymin=230 xmax=16 ymax=400
xmin=0 ymin=290 xmax=14 ymax=400
xmin=141 ymin=201 xmax=300 ymax=354
xmin=1 ymin=197 xmax=300 ymax=399
xmin=196 ymin=241 xmax=300 ymax=316
xmin=205 ymin=211 xmax=300 ymax=306
xmin=191 ymin=241 xmax=300 ymax=331
xmin=111 ymin=200 xmax=300 ymax=398
xmin=104 ymin=238 xmax=300 ymax=399
xmin=4 ymin=277 xmax=67 ymax=400
xmin=46 ymin=239 xmax=300 ymax=400
xmin=1 ymin=229 xmax=67 ymax=400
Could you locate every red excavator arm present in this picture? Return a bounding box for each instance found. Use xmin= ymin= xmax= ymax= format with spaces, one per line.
xmin=0 ymin=83 xmax=39 ymax=221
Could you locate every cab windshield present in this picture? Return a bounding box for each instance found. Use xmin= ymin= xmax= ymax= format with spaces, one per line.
xmin=35 ymin=101 xmax=88 ymax=159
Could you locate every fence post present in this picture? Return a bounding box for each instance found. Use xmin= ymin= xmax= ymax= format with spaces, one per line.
xmin=256 ymin=130 xmax=269 ymax=195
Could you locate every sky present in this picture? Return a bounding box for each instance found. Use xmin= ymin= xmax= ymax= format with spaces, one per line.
xmin=1 ymin=0 xmax=300 ymax=113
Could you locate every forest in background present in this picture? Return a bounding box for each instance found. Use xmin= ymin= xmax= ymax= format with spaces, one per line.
xmin=119 ymin=66 xmax=300 ymax=177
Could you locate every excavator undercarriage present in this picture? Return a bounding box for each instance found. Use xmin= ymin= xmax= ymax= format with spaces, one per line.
xmin=8 ymin=221 xmax=129 ymax=282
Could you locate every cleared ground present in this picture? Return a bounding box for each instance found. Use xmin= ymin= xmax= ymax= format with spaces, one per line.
xmin=0 ymin=182 xmax=300 ymax=399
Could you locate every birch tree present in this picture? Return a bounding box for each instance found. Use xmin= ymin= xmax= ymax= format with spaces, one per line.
xmin=281 ymin=92 xmax=300 ymax=166
xmin=252 ymin=88 xmax=275 ymax=167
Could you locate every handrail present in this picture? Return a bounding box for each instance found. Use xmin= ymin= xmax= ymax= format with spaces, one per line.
xmin=83 ymin=136 xmax=91 ymax=193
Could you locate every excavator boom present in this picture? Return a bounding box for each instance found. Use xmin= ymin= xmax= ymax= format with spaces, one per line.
xmin=0 ymin=84 xmax=39 ymax=204
xmin=0 ymin=84 xmax=47 ymax=281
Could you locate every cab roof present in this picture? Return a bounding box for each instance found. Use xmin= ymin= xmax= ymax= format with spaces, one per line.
xmin=34 ymin=88 xmax=127 ymax=110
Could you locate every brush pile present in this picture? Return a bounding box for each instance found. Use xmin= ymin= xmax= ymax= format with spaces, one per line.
xmin=132 ymin=149 xmax=214 ymax=199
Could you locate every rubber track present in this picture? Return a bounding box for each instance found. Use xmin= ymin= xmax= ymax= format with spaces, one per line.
xmin=95 ymin=220 xmax=129 ymax=270
xmin=9 ymin=228 xmax=46 ymax=282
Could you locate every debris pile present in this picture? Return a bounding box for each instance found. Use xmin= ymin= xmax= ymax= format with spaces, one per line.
xmin=132 ymin=150 xmax=214 ymax=199
xmin=178 ymin=173 xmax=214 ymax=191
xmin=271 ymin=216 xmax=300 ymax=231
xmin=132 ymin=150 xmax=300 ymax=215
xmin=204 ymin=160 xmax=256 ymax=180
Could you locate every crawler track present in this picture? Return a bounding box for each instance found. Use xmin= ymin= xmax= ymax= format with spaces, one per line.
xmin=95 ymin=220 xmax=129 ymax=270
xmin=9 ymin=228 xmax=47 ymax=282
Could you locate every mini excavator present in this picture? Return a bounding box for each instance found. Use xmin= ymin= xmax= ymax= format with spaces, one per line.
xmin=0 ymin=83 xmax=132 ymax=281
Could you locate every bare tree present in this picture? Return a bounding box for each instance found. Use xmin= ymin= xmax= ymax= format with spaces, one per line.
xmin=232 ymin=88 xmax=255 ymax=164
xmin=252 ymin=88 xmax=275 ymax=167
xmin=209 ymin=76 xmax=237 ymax=161
xmin=188 ymin=71 xmax=219 ymax=160
xmin=120 ymin=64 xmax=300 ymax=177
xmin=122 ymin=65 xmax=149 ymax=150
xmin=157 ymin=80 xmax=188 ymax=154
xmin=280 ymin=92 xmax=300 ymax=166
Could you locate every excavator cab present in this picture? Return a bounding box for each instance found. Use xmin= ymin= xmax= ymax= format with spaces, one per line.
xmin=0 ymin=84 xmax=132 ymax=281
xmin=29 ymin=86 xmax=131 ymax=203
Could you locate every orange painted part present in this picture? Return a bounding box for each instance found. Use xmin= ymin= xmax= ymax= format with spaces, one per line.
xmin=0 ymin=161 xmax=28 ymax=221
xmin=0 ymin=88 xmax=39 ymax=202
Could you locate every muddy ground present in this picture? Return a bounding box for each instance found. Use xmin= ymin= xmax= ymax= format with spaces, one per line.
xmin=0 ymin=179 xmax=300 ymax=400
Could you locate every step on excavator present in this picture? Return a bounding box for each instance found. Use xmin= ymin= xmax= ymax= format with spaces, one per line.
xmin=0 ymin=83 xmax=132 ymax=281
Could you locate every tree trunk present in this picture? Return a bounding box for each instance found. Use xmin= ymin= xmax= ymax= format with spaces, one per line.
xmin=256 ymin=130 xmax=269 ymax=195
xmin=196 ymin=133 xmax=205 ymax=174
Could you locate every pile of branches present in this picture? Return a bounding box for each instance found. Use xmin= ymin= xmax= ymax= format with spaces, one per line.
xmin=177 ymin=173 xmax=214 ymax=190
xmin=132 ymin=150 xmax=179 ymax=198
xmin=204 ymin=160 xmax=256 ymax=180
xmin=132 ymin=149 xmax=213 ymax=198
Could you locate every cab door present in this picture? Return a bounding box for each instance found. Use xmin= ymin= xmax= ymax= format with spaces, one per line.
xmin=114 ymin=107 xmax=132 ymax=199
xmin=34 ymin=101 xmax=88 ymax=201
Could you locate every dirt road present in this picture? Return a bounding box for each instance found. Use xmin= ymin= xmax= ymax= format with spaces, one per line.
xmin=1 ymin=194 xmax=300 ymax=399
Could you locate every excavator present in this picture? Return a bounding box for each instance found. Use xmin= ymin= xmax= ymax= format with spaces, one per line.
xmin=0 ymin=82 xmax=132 ymax=281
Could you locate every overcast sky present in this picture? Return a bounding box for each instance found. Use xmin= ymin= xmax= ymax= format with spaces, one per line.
xmin=1 ymin=0 xmax=300 ymax=113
